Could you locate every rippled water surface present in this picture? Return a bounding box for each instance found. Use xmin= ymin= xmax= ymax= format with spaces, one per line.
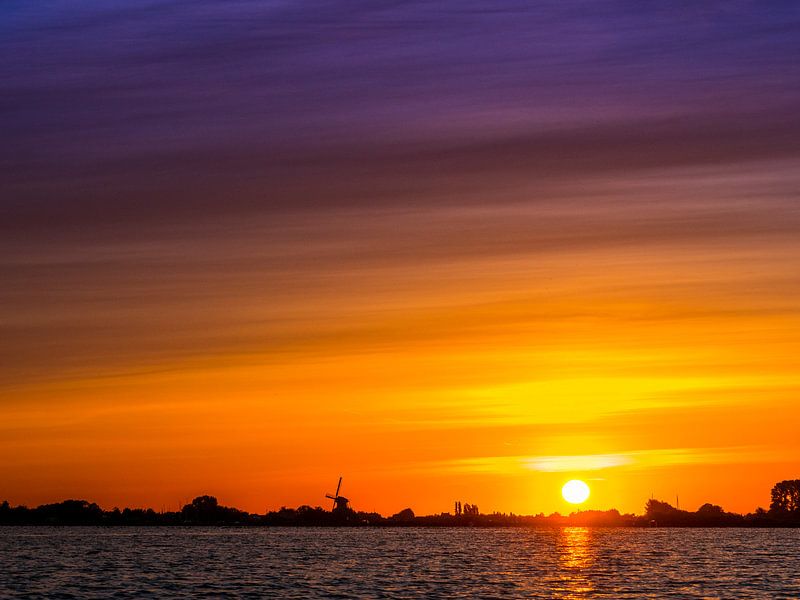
xmin=2 ymin=527 xmax=799 ymax=598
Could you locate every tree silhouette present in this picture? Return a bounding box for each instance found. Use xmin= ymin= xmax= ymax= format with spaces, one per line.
xmin=390 ymin=508 xmax=415 ymax=522
xmin=180 ymin=495 xmax=249 ymax=524
xmin=644 ymin=499 xmax=676 ymax=517
xmin=462 ymin=503 xmax=479 ymax=516
xmin=770 ymin=480 xmax=800 ymax=516
xmin=697 ymin=503 xmax=725 ymax=517
xmin=190 ymin=495 xmax=219 ymax=510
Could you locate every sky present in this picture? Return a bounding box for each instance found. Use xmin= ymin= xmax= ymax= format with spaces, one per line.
xmin=2 ymin=1 xmax=800 ymax=516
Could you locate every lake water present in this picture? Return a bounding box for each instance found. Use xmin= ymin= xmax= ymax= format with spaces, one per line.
xmin=1 ymin=527 xmax=799 ymax=598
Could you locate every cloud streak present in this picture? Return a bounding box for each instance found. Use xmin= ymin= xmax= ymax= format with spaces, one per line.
xmin=1 ymin=1 xmax=800 ymax=513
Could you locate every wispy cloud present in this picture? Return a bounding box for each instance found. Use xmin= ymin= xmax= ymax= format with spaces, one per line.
xmin=1 ymin=1 xmax=800 ymax=513
xmin=413 ymin=447 xmax=783 ymax=476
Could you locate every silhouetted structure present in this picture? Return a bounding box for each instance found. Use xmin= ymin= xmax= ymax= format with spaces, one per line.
xmin=3 ymin=479 xmax=800 ymax=527
xmin=325 ymin=477 xmax=350 ymax=513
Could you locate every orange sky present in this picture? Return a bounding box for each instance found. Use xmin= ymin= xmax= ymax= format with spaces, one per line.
xmin=3 ymin=165 xmax=800 ymax=515
xmin=2 ymin=3 xmax=800 ymax=517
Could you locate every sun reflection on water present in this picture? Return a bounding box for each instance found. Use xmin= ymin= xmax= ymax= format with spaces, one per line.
xmin=557 ymin=527 xmax=594 ymax=597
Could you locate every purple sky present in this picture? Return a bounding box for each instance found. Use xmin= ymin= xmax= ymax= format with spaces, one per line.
xmin=3 ymin=1 xmax=799 ymax=225
xmin=3 ymin=0 xmax=800 ymax=379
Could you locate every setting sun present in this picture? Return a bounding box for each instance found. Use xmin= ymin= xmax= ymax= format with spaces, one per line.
xmin=562 ymin=480 xmax=590 ymax=505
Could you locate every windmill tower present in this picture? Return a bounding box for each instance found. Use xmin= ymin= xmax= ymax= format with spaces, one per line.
xmin=325 ymin=476 xmax=350 ymax=513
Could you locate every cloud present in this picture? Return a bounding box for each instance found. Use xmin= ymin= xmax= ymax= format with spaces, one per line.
xmin=412 ymin=446 xmax=783 ymax=476
xmin=526 ymin=454 xmax=633 ymax=472
xmin=3 ymin=1 xmax=800 ymax=227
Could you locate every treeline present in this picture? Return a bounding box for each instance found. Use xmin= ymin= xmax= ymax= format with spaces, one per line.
xmin=0 ymin=495 xmax=409 ymax=527
xmin=0 ymin=496 xmax=255 ymax=526
xmin=3 ymin=479 xmax=800 ymax=527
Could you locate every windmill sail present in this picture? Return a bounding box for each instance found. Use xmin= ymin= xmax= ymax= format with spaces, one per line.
xmin=325 ymin=476 xmax=347 ymax=511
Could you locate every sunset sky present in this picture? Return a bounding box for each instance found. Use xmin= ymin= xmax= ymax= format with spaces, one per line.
xmin=2 ymin=1 xmax=800 ymax=516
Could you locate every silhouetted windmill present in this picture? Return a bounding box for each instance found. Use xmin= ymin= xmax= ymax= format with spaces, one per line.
xmin=325 ymin=476 xmax=350 ymax=513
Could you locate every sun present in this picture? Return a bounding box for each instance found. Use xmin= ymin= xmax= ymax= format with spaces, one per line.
xmin=562 ymin=479 xmax=590 ymax=504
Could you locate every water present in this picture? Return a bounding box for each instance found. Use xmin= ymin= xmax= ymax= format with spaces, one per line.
xmin=1 ymin=527 xmax=799 ymax=598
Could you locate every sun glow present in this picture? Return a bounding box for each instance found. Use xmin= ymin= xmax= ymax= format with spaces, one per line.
xmin=562 ymin=480 xmax=590 ymax=504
